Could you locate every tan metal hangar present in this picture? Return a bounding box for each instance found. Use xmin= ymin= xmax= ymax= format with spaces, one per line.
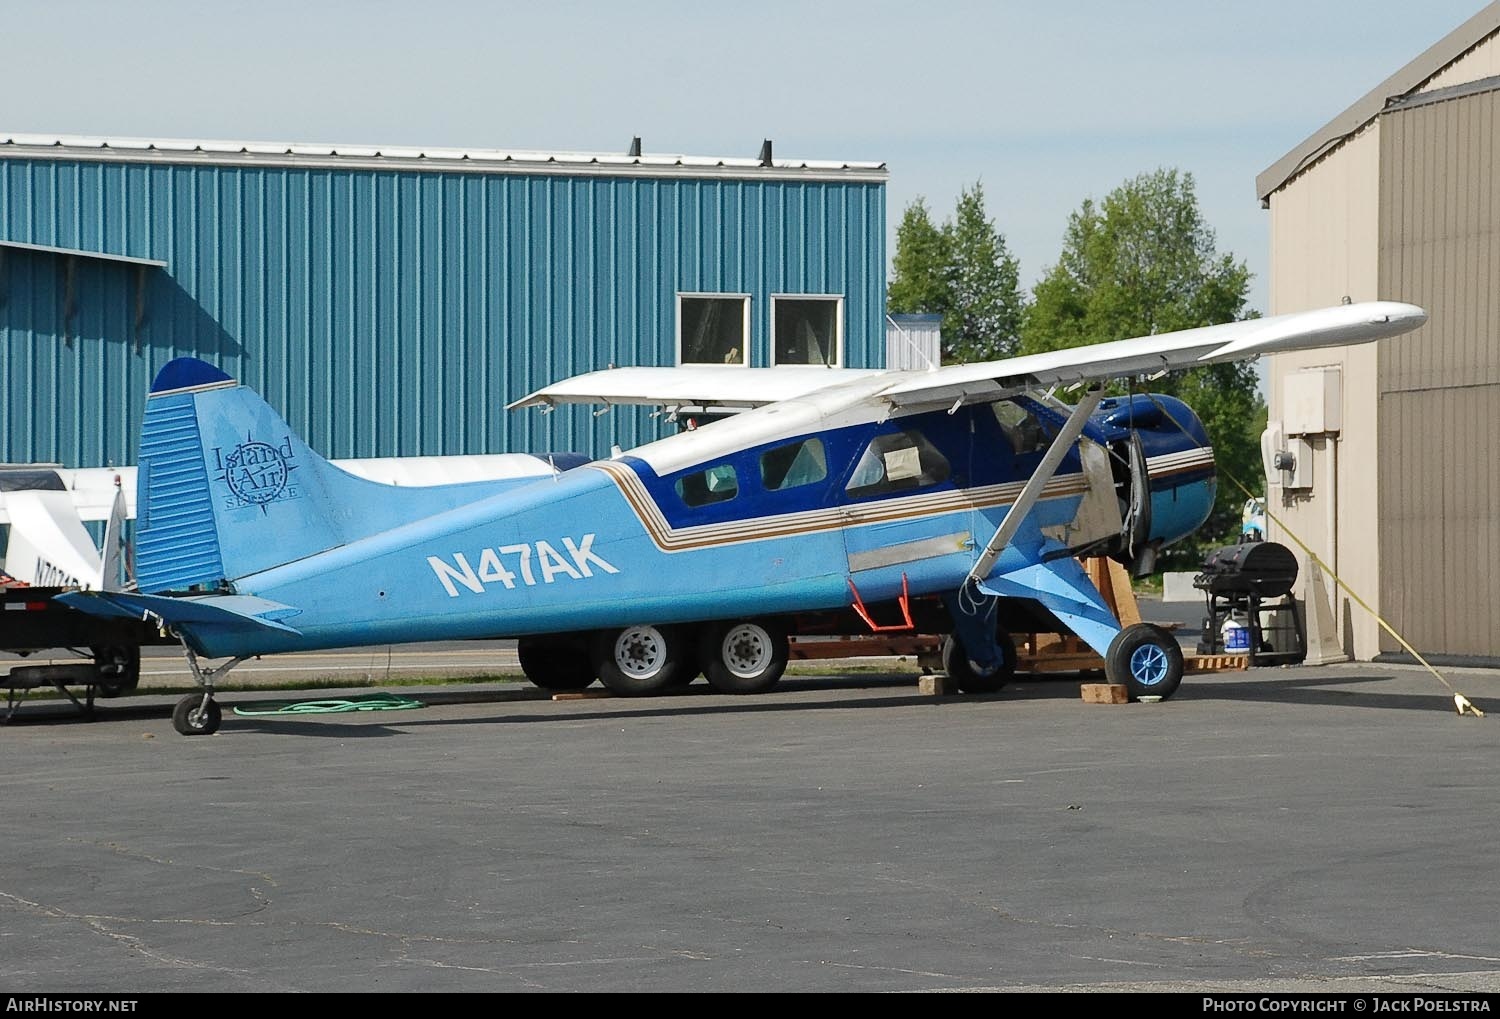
xmin=1258 ymin=2 xmax=1500 ymax=664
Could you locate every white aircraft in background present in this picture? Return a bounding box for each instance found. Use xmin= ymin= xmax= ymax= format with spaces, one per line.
xmin=0 ymin=454 xmax=577 ymax=592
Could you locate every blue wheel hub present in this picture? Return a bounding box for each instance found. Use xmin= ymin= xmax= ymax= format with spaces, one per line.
xmin=1129 ymin=642 xmax=1170 ymax=686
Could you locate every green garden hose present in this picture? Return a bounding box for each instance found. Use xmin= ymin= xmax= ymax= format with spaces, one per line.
xmin=232 ymin=693 xmax=425 ymax=716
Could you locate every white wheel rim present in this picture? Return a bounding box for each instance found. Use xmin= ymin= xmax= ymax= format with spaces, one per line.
xmin=614 ymin=626 xmax=668 ymax=680
xmin=721 ymin=623 xmax=773 ymax=679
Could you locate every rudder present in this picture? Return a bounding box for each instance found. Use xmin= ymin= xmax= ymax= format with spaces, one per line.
xmin=135 ymin=361 xmax=237 ymax=592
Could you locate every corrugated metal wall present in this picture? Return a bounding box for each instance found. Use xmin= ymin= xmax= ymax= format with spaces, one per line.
xmin=1378 ymin=88 xmax=1500 ymax=657
xmin=0 ymin=157 xmax=885 ymax=467
xmin=884 ymin=313 xmax=940 ymax=370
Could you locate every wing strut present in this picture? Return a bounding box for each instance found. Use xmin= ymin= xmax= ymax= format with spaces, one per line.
xmin=964 ymin=386 xmax=1106 ymax=587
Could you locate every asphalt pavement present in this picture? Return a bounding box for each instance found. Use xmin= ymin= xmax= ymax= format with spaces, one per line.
xmin=1 ymin=652 xmax=1496 ymax=993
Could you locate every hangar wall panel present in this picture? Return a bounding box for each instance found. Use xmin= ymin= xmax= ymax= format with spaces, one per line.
xmin=0 ymin=157 xmax=885 ymax=467
xmin=1379 ymin=91 xmax=1500 ymax=394
xmin=1378 ymin=386 xmax=1500 ymax=657
xmin=1377 ymin=88 xmax=1500 ymax=658
xmin=1266 ymin=124 xmax=1384 ymax=660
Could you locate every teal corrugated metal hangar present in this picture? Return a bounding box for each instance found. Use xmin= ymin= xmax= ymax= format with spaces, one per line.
xmin=0 ymin=134 xmax=887 ymax=467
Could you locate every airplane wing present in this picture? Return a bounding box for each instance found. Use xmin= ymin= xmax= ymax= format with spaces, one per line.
xmin=509 ymin=301 xmax=1426 ymax=412
xmin=873 ymin=301 xmax=1425 ymax=411
xmin=508 ymin=365 xmax=885 ymax=412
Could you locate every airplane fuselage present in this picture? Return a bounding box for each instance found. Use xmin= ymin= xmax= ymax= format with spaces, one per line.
xmin=188 ymin=388 xmax=1214 ymax=659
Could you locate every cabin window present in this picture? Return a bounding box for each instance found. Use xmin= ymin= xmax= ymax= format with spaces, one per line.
xmin=675 ymin=463 xmax=739 ymax=507
xmin=678 ymin=294 xmax=751 ymax=366
xmin=760 ymin=438 xmax=828 ymax=492
xmin=771 ymin=295 xmax=842 ymax=367
xmin=845 ymin=429 xmax=950 ymax=498
xmin=991 ymin=399 xmax=1050 ymax=455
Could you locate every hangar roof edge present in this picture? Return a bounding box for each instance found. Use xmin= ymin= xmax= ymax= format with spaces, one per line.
xmin=1256 ymin=2 xmax=1500 ymax=204
xmin=0 ymin=132 xmax=888 ymax=183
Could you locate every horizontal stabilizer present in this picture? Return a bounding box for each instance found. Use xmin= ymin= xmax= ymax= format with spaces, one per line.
xmin=57 ymin=590 xmax=303 ymax=636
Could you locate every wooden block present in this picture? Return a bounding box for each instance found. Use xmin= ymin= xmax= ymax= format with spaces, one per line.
xmin=918 ymin=674 xmax=950 ymax=696
xmin=1183 ymin=655 xmax=1249 ymax=673
xmin=552 ymin=690 xmax=614 ymax=701
xmin=1080 ymin=683 xmax=1129 ymax=704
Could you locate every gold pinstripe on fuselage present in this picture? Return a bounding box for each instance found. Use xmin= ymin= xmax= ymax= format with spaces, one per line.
xmin=588 ymin=444 xmax=1213 ymax=554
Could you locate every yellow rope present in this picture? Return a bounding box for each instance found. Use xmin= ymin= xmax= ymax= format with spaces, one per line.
xmin=1220 ymin=461 xmax=1484 ymax=717
xmin=1138 ymin=391 xmax=1484 ymax=718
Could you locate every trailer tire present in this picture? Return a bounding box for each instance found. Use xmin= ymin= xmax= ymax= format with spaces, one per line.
xmin=593 ymin=625 xmax=692 ymax=696
xmin=1105 ymin=623 xmax=1184 ymax=701
xmin=92 ymin=645 xmax=141 ymax=698
xmin=517 ymin=638 xmax=596 ymax=691
xmin=942 ymin=629 xmax=1017 ymax=694
xmin=700 ymin=619 xmax=788 ymax=695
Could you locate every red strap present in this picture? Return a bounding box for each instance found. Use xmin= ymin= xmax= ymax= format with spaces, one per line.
xmin=847 ymin=573 xmax=915 ymax=632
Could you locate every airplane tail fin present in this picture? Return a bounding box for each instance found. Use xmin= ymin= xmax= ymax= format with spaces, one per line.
xmin=135 ymin=358 xmax=526 ymax=594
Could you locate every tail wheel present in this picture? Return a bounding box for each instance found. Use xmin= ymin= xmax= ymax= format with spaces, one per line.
xmin=592 ymin=624 xmax=692 ymax=696
xmin=700 ymin=619 xmax=789 ymax=695
xmin=517 ymin=638 xmax=596 ymax=691
xmin=941 ymin=628 xmax=1017 ymax=694
xmin=1105 ymin=623 xmax=1185 ymax=701
xmin=172 ymin=695 xmax=221 ymax=736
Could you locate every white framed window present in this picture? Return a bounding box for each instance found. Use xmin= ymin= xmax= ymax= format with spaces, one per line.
xmin=677 ymin=293 xmax=751 ymax=366
xmin=771 ymin=295 xmax=843 ymax=367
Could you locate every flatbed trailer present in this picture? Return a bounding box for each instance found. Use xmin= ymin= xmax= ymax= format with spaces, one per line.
xmin=1 ymin=586 xmax=174 ymax=704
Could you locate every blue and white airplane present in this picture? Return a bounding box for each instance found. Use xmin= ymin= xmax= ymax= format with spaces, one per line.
xmin=62 ymin=301 xmax=1425 ymax=734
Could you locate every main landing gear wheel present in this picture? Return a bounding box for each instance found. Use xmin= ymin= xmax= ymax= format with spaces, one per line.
xmin=172 ymin=695 xmax=222 ymax=736
xmin=941 ymin=629 xmax=1018 ymax=694
xmin=1105 ymin=623 xmax=1184 ymax=701
xmin=700 ymin=619 xmax=789 ymax=695
xmin=517 ymin=638 xmax=596 ymax=691
xmin=592 ymin=624 xmax=692 ymax=696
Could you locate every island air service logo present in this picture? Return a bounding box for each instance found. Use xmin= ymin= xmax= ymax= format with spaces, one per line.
xmin=213 ymin=434 xmax=299 ymax=510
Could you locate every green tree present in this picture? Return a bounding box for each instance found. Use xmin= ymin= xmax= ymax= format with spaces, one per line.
xmin=1021 ymin=168 xmax=1263 ymax=555
xmin=887 ymin=183 xmax=1025 ymax=362
xmin=887 ymin=197 xmax=951 ymax=318
xmin=944 ymin=182 xmax=1024 ymax=361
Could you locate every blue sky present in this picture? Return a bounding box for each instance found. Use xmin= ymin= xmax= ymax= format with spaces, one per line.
xmin=7 ymin=1 xmax=1487 ymax=315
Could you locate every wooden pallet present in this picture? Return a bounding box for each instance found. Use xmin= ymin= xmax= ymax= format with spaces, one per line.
xmin=1015 ymin=561 xmax=1247 ymax=675
xmin=783 ymin=558 xmax=1249 ymax=676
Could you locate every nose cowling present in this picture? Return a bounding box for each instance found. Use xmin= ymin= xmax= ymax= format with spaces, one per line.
xmin=1089 ymin=393 xmax=1217 ymax=571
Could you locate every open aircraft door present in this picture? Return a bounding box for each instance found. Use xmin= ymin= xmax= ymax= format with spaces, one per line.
xmin=1116 ymin=431 xmax=1154 ymax=576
